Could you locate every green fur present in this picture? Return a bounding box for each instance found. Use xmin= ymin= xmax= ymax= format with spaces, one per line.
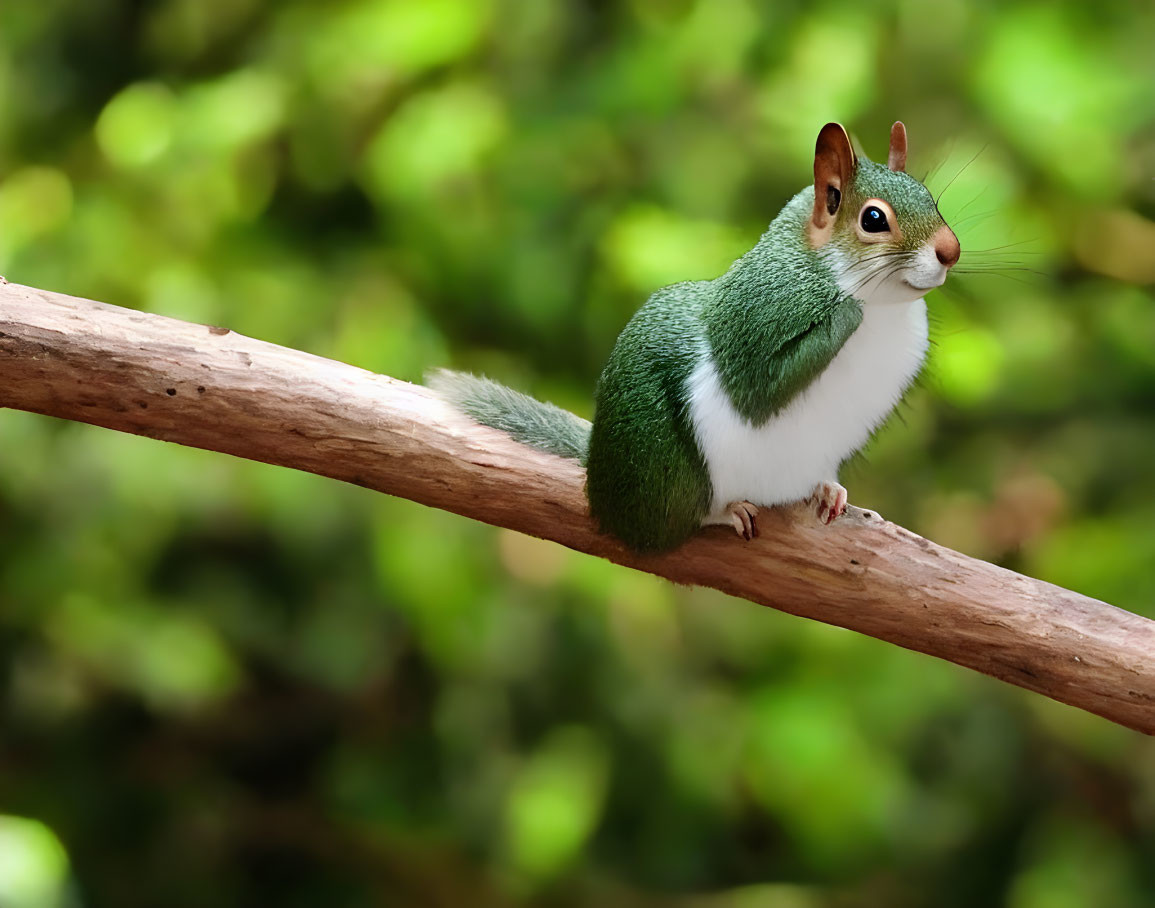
xmin=428 ymin=370 xmax=591 ymax=461
xmin=834 ymin=158 xmax=944 ymax=252
xmin=584 ymin=281 xmax=714 ymax=551
xmin=586 ymin=194 xmax=862 ymax=550
xmin=431 ymin=147 xmax=947 ymax=553
xmin=704 ymin=189 xmax=863 ymax=425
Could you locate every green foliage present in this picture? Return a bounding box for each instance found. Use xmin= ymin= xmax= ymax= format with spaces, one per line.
xmin=1 ymin=0 xmax=1154 ymax=905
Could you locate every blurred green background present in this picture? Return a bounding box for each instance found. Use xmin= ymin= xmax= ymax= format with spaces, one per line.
xmin=1 ymin=1 xmax=1154 ymax=905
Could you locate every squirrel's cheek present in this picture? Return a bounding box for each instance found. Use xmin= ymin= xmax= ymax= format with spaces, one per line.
xmin=902 ymin=243 xmax=951 ymax=290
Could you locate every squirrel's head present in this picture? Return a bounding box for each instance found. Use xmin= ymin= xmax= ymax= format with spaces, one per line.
xmin=807 ymin=122 xmax=959 ymax=304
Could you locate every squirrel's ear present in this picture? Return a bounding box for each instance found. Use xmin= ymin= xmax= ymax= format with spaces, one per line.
xmin=810 ymin=123 xmax=855 ymax=240
xmin=888 ymin=121 xmax=907 ymax=172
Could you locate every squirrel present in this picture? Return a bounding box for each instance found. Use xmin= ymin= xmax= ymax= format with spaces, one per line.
xmin=432 ymin=122 xmax=960 ymax=553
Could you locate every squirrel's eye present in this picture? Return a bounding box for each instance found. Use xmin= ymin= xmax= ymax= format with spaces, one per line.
xmin=861 ymin=206 xmax=890 ymax=233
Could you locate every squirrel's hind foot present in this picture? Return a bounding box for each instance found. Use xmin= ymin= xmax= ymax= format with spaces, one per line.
xmin=702 ymin=501 xmax=760 ymax=540
xmin=810 ymin=481 xmax=848 ymax=525
xmin=726 ymin=500 xmax=760 ymax=540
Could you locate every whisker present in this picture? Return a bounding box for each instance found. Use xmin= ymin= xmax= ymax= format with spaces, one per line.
xmin=920 ymin=137 xmax=957 ymax=187
xmin=955 ymin=258 xmax=1035 ymax=267
xmin=958 ymin=253 xmax=1039 ymax=264
xmin=934 ymin=144 xmax=987 ymax=205
xmin=952 ymin=269 xmax=1043 ymax=285
xmin=958 ymin=260 xmax=1031 ymax=270
xmin=964 ymin=241 xmax=1040 ymax=254
xmin=952 ymin=210 xmax=997 ymax=230
xmin=949 ymin=188 xmax=990 ymax=222
xmin=953 ymin=267 xmax=1044 ymax=276
xmin=843 ymin=251 xmax=915 ymax=299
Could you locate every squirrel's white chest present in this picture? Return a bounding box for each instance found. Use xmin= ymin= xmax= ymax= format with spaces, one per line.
xmin=686 ymin=299 xmax=929 ymax=510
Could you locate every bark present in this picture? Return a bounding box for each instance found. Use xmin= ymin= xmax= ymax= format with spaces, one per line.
xmin=2 ymin=280 xmax=1153 ymax=733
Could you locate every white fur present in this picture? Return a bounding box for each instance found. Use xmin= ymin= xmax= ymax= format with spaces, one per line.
xmin=688 ymin=246 xmax=934 ymax=515
xmin=821 ymin=243 xmax=948 ymax=305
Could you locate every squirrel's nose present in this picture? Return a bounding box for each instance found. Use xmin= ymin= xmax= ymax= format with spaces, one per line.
xmin=934 ymin=227 xmax=960 ymax=267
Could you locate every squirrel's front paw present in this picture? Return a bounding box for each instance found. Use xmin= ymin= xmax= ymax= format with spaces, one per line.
xmin=810 ymin=481 xmax=847 ymax=525
xmin=726 ymin=500 xmax=760 ymax=540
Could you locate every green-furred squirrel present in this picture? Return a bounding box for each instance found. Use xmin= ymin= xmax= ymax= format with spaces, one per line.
xmin=432 ymin=122 xmax=960 ymax=552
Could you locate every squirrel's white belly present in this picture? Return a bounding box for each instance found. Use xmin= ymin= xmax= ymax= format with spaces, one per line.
xmin=686 ymin=299 xmax=929 ymax=511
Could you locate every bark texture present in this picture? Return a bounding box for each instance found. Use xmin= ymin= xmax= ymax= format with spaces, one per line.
xmin=2 ymin=280 xmax=1153 ymax=733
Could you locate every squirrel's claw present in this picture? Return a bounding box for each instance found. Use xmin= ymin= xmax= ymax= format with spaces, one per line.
xmin=727 ymin=500 xmax=760 ymax=540
xmin=810 ymin=481 xmax=848 ymax=525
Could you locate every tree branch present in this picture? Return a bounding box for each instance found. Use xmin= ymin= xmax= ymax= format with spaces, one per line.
xmin=2 ymin=280 xmax=1153 ymax=733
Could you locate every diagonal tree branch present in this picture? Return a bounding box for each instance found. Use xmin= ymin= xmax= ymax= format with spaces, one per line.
xmin=2 ymin=280 xmax=1153 ymax=733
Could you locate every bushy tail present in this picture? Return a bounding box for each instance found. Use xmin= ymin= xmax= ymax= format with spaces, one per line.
xmin=427 ymin=370 xmax=591 ymax=462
